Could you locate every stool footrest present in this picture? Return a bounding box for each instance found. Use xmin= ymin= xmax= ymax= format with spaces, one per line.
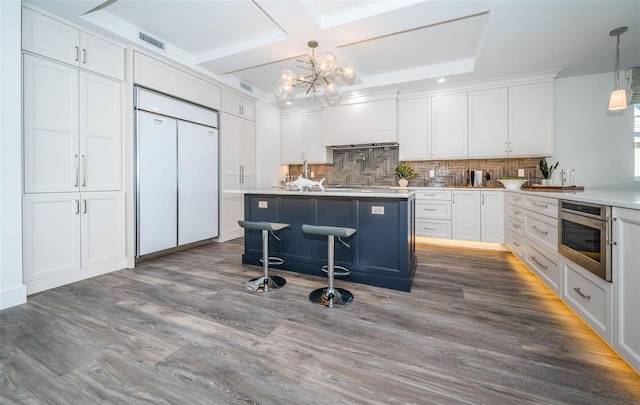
xmin=321 ymin=265 xmax=350 ymax=276
xmin=260 ymin=256 xmax=284 ymax=266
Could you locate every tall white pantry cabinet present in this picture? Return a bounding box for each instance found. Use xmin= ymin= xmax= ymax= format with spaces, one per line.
xmin=21 ymin=7 xmax=126 ymax=294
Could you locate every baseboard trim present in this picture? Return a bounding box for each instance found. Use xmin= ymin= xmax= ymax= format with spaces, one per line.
xmin=0 ymin=284 xmax=27 ymax=310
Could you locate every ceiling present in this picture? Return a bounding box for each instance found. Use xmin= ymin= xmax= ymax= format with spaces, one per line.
xmin=26 ymin=0 xmax=640 ymax=105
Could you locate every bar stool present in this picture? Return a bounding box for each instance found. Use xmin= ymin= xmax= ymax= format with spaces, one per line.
xmin=238 ymin=221 xmax=289 ymax=292
xmin=302 ymin=224 xmax=356 ymax=308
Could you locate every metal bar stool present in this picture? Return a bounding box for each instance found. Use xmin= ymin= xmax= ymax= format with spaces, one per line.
xmin=302 ymin=224 xmax=356 ymax=308
xmin=238 ymin=221 xmax=289 ymax=292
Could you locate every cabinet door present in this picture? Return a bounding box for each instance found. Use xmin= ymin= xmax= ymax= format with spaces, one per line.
xmin=23 ymin=54 xmax=79 ymax=193
xmin=219 ymin=113 xmax=243 ymax=241
xmin=431 ymin=93 xmax=468 ymax=158
xmin=509 ymin=82 xmax=554 ymax=156
xmin=23 ymin=193 xmax=81 ymax=282
xmin=281 ymin=113 xmax=305 ymax=164
xmin=303 ymin=111 xmax=332 ymax=164
xmin=223 ymin=90 xmax=255 ymax=121
xmin=612 ymin=207 xmax=640 ymax=374
xmin=81 ymin=192 xmax=125 ymax=268
xmin=480 ymin=191 xmax=504 ymax=243
xmin=178 ymin=122 xmax=219 ymax=245
xmin=79 ymin=72 xmax=122 ymax=191
xmin=451 ymin=190 xmax=480 ymax=241
xmin=398 ymin=98 xmax=431 ymax=160
xmin=240 ymin=119 xmax=256 ymax=190
xmin=22 ymin=7 xmax=80 ymax=67
xmin=80 ymin=32 xmax=125 ymax=80
xmin=137 ymin=111 xmax=178 ymax=256
xmin=468 ymin=88 xmax=508 ymax=157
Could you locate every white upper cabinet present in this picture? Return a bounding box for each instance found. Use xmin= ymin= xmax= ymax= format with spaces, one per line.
xmin=509 ymin=82 xmax=554 ymax=156
xmin=223 ymin=90 xmax=255 ymax=121
xmin=468 ymin=88 xmax=509 ymax=157
xmin=398 ymin=93 xmax=467 ymax=160
xmin=431 ymin=93 xmax=468 ymax=159
xmin=281 ymin=110 xmax=332 ymax=164
xmin=398 ymin=98 xmax=431 ymax=161
xmin=22 ymin=7 xmax=124 ymax=81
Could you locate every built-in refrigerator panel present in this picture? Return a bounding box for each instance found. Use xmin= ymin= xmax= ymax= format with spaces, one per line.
xmin=178 ymin=121 xmax=218 ymax=245
xmin=137 ymin=110 xmax=178 ymax=255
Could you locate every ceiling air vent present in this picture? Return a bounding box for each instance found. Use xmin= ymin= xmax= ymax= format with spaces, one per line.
xmin=138 ymin=32 xmax=165 ymax=51
xmin=240 ymin=82 xmax=253 ymax=93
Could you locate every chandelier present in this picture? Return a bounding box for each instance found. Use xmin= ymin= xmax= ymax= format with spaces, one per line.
xmin=273 ymin=40 xmax=355 ymax=105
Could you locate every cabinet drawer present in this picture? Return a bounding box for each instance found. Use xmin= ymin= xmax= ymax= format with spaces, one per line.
xmin=507 ymin=228 xmax=525 ymax=260
xmin=507 ymin=204 xmax=525 ymax=222
xmin=524 ymin=210 xmax=557 ymax=253
xmin=507 ymin=192 xmax=525 ymax=207
xmin=506 ymin=215 xmax=524 ymax=235
xmin=416 ymin=201 xmax=451 ymax=220
xmin=525 ymin=242 xmax=561 ymax=293
xmin=414 ymin=189 xmax=451 ymax=201
xmin=525 ymin=195 xmax=558 ymax=218
xmin=416 ymin=219 xmax=451 ymax=239
xmin=563 ymin=260 xmax=610 ymax=339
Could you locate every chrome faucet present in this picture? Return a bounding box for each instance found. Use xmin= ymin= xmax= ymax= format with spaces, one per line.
xmin=303 ymin=159 xmax=308 ymax=178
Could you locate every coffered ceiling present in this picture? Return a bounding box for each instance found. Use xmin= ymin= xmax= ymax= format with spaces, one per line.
xmin=26 ymin=0 xmax=640 ymax=103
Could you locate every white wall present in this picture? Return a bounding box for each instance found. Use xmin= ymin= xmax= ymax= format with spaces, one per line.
xmin=256 ymin=100 xmax=287 ymax=188
xmin=554 ymin=72 xmax=636 ymax=189
xmin=0 ymin=0 xmax=27 ymax=309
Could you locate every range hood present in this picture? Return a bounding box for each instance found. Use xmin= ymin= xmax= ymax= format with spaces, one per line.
xmin=331 ymin=142 xmax=398 ymax=150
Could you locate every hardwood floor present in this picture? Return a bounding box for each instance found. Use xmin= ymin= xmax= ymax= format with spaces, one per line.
xmin=2 ymin=240 xmax=639 ymax=404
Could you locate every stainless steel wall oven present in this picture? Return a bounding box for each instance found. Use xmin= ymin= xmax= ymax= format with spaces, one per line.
xmin=558 ymin=200 xmax=613 ymax=281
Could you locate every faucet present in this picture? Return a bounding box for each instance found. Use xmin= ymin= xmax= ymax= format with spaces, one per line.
xmin=303 ymin=160 xmax=308 ymax=179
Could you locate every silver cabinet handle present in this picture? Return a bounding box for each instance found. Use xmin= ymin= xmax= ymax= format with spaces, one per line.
xmin=508 ymin=141 xmax=512 ymax=153
xmin=75 ymin=199 xmax=80 ymax=214
xmin=423 ymin=193 xmax=436 ymax=197
xmin=481 ymin=194 xmax=485 ymax=205
xmin=513 ymin=197 xmax=521 ymax=202
xmin=513 ymin=210 xmax=521 ymax=215
xmin=532 ymin=201 xmax=548 ymax=208
xmin=452 ymin=194 xmax=455 ymax=204
xmin=74 ymin=154 xmax=79 ymax=187
xmin=75 ymin=46 xmax=79 ymax=62
xmin=512 ymin=223 xmax=520 ymax=229
xmin=424 ymin=208 xmax=436 ymax=211
xmin=512 ymin=241 xmax=520 ymax=247
xmin=531 ymin=256 xmax=548 ymax=270
xmin=573 ymin=287 xmax=591 ymax=300
xmin=532 ymin=225 xmax=548 ymax=235
xmin=424 ymin=227 xmax=436 ymax=231
xmin=81 ymin=155 xmax=87 ymax=187
xmin=83 ymin=199 xmax=87 ymax=214
xmin=82 ymin=48 xmax=86 ymax=64
xmin=504 ymin=141 xmax=508 ymax=153
xmin=607 ymin=217 xmax=617 ymax=246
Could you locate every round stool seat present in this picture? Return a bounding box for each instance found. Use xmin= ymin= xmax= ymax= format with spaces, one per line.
xmin=301 ymin=224 xmax=356 ymax=238
xmin=238 ymin=221 xmax=289 ymax=232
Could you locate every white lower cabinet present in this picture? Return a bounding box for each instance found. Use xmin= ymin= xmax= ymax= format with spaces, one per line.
xmin=415 ymin=190 xmax=451 ymax=238
xmin=451 ymin=190 xmax=481 ymax=241
xmin=563 ymin=259 xmax=612 ymax=341
xmin=525 ymin=242 xmax=561 ymax=293
xmin=480 ymin=191 xmax=504 ymax=243
xmin=612 ymin=207 xmax=640 ymax=373
xmin=23 ymin=192 xmax=125 ymax=294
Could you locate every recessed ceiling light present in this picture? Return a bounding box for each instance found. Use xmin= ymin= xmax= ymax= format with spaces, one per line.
xmin=285 ymin=101 xmax=292 ymax=106
xmin=352 ymin=91 xmax=359 ymax=96
xmin=437 ymin=78 xmax=446 ymax=84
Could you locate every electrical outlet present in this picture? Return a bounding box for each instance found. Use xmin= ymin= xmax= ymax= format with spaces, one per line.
xmin=258 ymin=201 xmax=268 ymax=208
xmin=371 ymin=206 xmax=384 ymax=215
xmin=518 ymin=169 xmax=525 ymax=177
xmin=429 ymin=169 xmax=435 ymax=178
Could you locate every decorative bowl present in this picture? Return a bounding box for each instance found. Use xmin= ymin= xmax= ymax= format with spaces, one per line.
xmin=498 ymin=178 xmax=528 ymax=190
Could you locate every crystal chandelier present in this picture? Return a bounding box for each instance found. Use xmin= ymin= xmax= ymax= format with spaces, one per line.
xmin=273 ymin=40 xmax=355 ymax=105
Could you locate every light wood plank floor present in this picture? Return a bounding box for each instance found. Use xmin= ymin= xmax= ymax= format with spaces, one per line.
xmin=2 ymin=240 xmax=639 ymax=404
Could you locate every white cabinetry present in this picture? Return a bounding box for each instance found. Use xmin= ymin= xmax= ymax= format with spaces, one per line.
xmin=281 ymin=110 xmax=332 ymax=164
xmin=508 ymin=82 xmax=554 ymax=156
xmin=415 ymin=190 xmax=452 ymax=238
xmin=398 ymin=93 xmax=467 ymax=160
xmin=219 ymin=112 xmax=256 ymax=242
xmin=22 ymin=7 xmax=124 ymax=80
xmin=468 ymin=88 xmax=508 ymax=157
xmin=223 ymin=90 xmax=255 ymax=121
xmin=612 ymin=207 xmax=640 ymax=373
xmin=451 ymin=190 xmax=481 ymax=241
xmin=22 ymin=192 xmax=125 ymax=294
xmin=23 ymin=54 xmax=122 ymax=193
xmin=480 ymin=190 xmax=504 ymax=243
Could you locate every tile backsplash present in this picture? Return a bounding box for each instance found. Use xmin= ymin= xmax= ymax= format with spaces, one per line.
xmin=288 ymin=146 xmax=543 ymax=187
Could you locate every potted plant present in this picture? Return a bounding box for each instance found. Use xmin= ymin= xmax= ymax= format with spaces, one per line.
xmin=539 ymin=158 xmax=559 ymax=185
xmin=395 ymin=162 xmax=416 ymax=187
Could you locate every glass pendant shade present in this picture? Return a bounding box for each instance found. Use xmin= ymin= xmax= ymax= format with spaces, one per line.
xmin=317 ymin=52 xmax=337 ymax=76
xmin=608 ymin=88 xmax=628 ymax=110
xmin=280 ymin=69 xmax=296 ymax=86
xmin=341 ymin=65 xmax=355 ymax=79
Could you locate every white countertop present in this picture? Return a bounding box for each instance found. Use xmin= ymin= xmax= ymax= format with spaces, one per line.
xmin=507 ymin=188 xmax=640 ymax=210
xmin=244 ymin=187 xmax=415 ymax=198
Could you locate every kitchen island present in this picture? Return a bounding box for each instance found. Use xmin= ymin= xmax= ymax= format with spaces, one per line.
xmin=241 ymin=188 xmax=417 ymax=291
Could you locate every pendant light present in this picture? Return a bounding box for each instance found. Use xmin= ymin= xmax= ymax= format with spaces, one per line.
xmin=608 ymin=26 xmax=628 ymax=111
